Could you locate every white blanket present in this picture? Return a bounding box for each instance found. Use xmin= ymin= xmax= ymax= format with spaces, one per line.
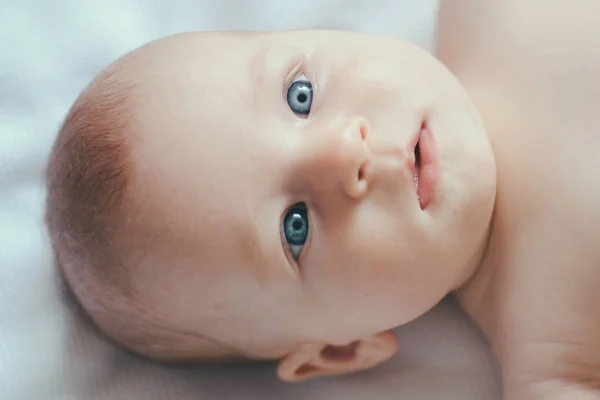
xmin=0 ymin=1 xmax=501 ymax=398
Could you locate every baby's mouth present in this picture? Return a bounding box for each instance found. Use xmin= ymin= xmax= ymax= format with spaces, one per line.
xmin=410 ymin=123 xmax=438 ymax=210
xmin=413 ymin=138 xmax=421 ymax=203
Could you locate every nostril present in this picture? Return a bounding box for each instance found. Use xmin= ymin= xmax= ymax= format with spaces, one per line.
xmin=350 ymin=161 xmax=369 ymax=198
xmin=358 ymin=161 xmax=368 ymax=182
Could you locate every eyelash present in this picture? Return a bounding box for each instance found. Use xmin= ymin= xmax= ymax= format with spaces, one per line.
xmin=283 ymin=63 xmax=315 ymax=107
xmin=285 ymin=61 xmax=304 ymax=86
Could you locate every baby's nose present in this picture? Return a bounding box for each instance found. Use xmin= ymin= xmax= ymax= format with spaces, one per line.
xmin=310 ymin=116 xmax=371 ymax=199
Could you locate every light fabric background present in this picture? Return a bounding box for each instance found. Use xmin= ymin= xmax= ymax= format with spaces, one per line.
xmin=0 ymin=1 xmax=501 ymax=399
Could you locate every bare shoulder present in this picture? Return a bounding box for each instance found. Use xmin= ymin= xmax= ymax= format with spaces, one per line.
xmin=437 ymin=0 xmax=600 ymax=76
xmin=436 ymin=0 xmax=600 ymax=393
xmin=437 ymin=0 xmax=600 ymax=121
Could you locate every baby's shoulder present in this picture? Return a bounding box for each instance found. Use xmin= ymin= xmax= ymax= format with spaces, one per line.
xmin=441 ymin=0 xmax=600 ymax=391
xmin=457 ymin=230 xmax=600 ymax=393
xmin=457 ymin=198 xmax=600 ymax=391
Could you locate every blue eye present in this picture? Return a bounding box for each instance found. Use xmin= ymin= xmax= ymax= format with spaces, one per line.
xmin=286 ymin=77 xmax=313 ymax=116
xmin=283 ymin=203 xmax=309 ymax=260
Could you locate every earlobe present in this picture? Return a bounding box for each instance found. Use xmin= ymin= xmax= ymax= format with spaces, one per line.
xmin=276 ymin=331 xmax=398 ymax=383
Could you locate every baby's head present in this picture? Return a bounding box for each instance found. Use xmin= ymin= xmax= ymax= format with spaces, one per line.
xmin=46 ymin=30 xmax=496 ymax=381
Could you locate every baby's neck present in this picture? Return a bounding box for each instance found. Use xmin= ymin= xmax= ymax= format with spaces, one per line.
xmin=451 ymin=221 xmax=494 ymax=292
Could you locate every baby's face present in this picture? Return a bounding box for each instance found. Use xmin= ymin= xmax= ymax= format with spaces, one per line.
xmin=128 ymin=30 xmax=496 ymax=357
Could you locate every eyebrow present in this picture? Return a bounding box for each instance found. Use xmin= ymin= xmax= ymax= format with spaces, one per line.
xmin=249 ymin=42 xmax=270 ymax=93
xmin=239 ymin=44 xmax=295 ymax=284
xmin=238 ymin=197 xmax=275 ymax=288
xmin=249 ymin=42 xmax=297 ymax=115
xmin=241 ymin=48 xmax=271 ymax=284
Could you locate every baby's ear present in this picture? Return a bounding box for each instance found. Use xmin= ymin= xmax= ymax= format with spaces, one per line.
xmin=276 ymin=331 xmax=398 ymax=382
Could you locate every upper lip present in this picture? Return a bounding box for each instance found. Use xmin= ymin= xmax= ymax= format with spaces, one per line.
xmin=362 ymin=124 xmax=436 ymax=209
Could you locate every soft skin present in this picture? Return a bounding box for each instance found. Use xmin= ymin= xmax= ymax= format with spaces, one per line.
xmin=47 ymin=29 xmax=496 ymax=380
xmin=125 ymin=30 xmax=497 ymax=379
xmin=438 ymin=0 xmax=600 ymax=398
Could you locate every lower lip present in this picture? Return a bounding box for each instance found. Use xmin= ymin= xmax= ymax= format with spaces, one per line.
xmin=413 ymin=125 xmax=439 ymax=210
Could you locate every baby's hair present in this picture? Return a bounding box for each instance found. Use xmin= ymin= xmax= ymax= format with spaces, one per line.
xmin=46 ymin=66 xmax=133 ymax=289
xmin=46 ymin=65 xmax=143 ymax=350
xmin=46 ymin=63 xmax=238 ymax=363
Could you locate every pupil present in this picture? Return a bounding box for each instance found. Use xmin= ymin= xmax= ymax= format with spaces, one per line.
xmin=297 ymin=93 xmax=307 ymax=103
xmin=292 ymin=219 xmax=303 ymax=230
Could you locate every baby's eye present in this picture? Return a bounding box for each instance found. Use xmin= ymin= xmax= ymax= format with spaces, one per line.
xmin=282 ymin=202 xmax=309 ymax=261
xmin=286 ymin=75 xmax=313 ymax=116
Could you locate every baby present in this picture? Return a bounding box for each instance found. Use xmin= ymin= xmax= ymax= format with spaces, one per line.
xmin=45 ymin=1 xmax=600 ymax=399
